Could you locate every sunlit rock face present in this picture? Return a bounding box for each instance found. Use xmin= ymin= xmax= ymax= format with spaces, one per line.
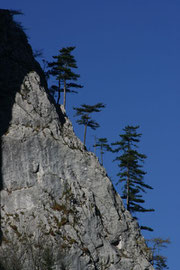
xmin=0 ymin=9 xmax=154 ymax=270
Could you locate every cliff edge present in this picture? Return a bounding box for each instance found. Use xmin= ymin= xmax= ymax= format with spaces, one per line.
xmin=0 ymin=10 xmax=154 ymax=270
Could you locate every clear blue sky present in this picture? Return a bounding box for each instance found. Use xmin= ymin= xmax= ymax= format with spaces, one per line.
xmin=1 ymin=1 xmax=180 ymax=269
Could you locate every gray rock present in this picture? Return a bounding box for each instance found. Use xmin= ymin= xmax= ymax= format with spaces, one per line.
xmin=0 ymin=9 xmax=154 ymax=270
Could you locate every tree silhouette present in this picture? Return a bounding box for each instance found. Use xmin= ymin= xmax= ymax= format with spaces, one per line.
xmin=111 ymin=125 xmax=154 ymax=231
xmin=74 ymin=103 xmax=105 ymax=146
xmin=94 ymin=137 xmax=110 ymax=165
xmin=48 ymin=46 xmax=83 ymax=107
xmin=146 ymin=238 xmax=170 ymax=270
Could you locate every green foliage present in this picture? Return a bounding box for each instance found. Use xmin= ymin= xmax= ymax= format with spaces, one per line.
xmin=147 ymin=238 xmax=170 ymax=270
xmin=74 ymin=103 xmax=105 ymax=114
xmin=140 ymin=225 xmax=153 ymax=232
xmin=111 ymin=125 xmax=154 ymax=230
xmin=74 ymin=103 xmax=105 ymax=146
xmin=48 ymin=46 xmax=83 ymax=107
xmin=76 ymin=114 xmax=99 ymax=130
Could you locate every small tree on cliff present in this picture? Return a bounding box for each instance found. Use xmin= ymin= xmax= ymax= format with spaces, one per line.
xmin=74 ymin=103 xmax=105 ymax=146
xmin=111 ymin=125 xmax=154 ymax=230
xmin=146 ymin=238 xmax=170 ymax=270
xmin=48 ymin=54 xmax=63 ymax=104
xmin=48 ymin=46 xmax=83 ymax=107
xmin=94 ymin=137 xmax=110 ymax=165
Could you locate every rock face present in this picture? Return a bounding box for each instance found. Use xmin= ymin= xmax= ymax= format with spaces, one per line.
xmin=0 ymin=10 xmax=154 ymax=270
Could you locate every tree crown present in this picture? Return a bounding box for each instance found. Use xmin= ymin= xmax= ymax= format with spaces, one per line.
xmin=111 ymin=125 xmax=154 ymax=226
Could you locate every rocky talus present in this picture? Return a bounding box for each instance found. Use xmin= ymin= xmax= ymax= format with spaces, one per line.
xmin=0 ymin=9 xmax=154 ymax=270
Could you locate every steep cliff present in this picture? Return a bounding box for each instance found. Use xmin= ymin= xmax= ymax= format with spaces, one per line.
xmin=0 ymin=10 xmax=154 ymax=270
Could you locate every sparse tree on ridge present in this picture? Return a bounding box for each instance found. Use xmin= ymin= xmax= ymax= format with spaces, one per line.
xmin=111 ymin=125 xmax=154 ymax=231
xmin=146 ymin=238 xmax=170 ymax=270
xmin=48 ymin=46 xmax=83 ymax=108
xmin=74 ymin=103 xmax=105 ymax=146
xmin=48 ymin=54 xmax=64 ymax=104
xmin=94 ymin=137 xmax=110 ymax=165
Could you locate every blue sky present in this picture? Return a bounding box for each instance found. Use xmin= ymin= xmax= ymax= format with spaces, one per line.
xmin=1 ymin=1 xmax=180 ymax=268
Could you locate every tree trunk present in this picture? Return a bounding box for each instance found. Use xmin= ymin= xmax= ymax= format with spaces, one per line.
xmin=127 ymin=167 xmax=130 ymax=211
xmin=83 ymin=123 xmax=87 ymax=146
xmin=100 ymin=145 xmax=103 ymax=165
xmin=127 ymin=141 xmax=130 ymax=211
xmin=57 ymin=78 xmax=61 ymax=104
xmin=94 ymin=136 xmax=97 ymax=154
xmin=63 ymin=79 xmax=66 ymax=108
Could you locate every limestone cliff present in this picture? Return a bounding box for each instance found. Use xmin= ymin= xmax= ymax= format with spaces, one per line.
xmin=0 ymin=10 xmax=154 ymax=270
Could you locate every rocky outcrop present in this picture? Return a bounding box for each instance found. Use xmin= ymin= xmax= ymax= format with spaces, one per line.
xmin=0 ymin=9 xmax=154 ymax=270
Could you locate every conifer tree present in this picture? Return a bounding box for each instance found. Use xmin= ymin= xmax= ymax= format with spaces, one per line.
xmin=111 ymin=125 xmax=154 ymax=230
xmin=74 ymin=103 xmax=105 ymax=146
xmin=94 ymin=137 xmax=110 ymax=165
xmin=146 ymin=238 xmax=170 ymax=270
xmin=48 ymin=46 xmax=83 ymax=107
xmin=48 ymin=54 xmax=63 ymax=104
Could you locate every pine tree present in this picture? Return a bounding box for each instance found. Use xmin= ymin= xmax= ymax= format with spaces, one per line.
xmin=94 ymin=137 xmax=110 ymax=165
xmin=48 ymin=46 xmax=83 ymax=107
xmin=48 ymin=54 xmax=64 ymax=104
xmin=146 ymin=238 xmax=170 ymax=270
xmin=111 ymin=125 xmax=154 ymax=230
xmin=74 ymin=103 xmax=105 ymax=146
